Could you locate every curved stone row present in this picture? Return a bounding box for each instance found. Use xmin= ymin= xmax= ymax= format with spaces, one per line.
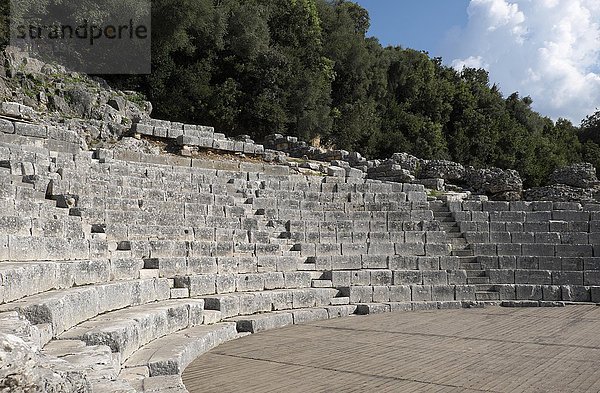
xmin=0 ymin=120 xmax=599 ymax=392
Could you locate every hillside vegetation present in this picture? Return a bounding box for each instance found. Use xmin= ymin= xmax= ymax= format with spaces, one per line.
xmin=3 ymin=0 xmax=600 ymax=187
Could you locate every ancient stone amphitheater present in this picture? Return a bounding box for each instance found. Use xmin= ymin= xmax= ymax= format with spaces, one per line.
xmin=0 ymin=106 xmax=599 ymax=392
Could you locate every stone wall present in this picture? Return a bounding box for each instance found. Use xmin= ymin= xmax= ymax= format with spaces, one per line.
xmin=450 ymin=200 xmax=600 ymax=303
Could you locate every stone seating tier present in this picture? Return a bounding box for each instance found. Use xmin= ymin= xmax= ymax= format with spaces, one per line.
xmin=1 ymin=121 xmax=600 ymax=392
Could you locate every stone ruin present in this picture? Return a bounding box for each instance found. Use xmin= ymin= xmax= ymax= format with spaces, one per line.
xmin=0 ymin=101 xmax=598 ymax=393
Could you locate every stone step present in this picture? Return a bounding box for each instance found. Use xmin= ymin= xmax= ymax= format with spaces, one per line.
xmin=60 ymin=299 xmax=205 ymax=362
xmin=457 ymin=256 xmax=478 ymax=264
xmin=475 ymin=292 xmax=500 ymax=301
xmin=227 ymin=305 xmax=356 ymax=334
xmin=43 ymin=339 xmax=121 ymax=384
xmin=312 ymin=279 xmax=333 ymax=288
xmin=467 ymin=277 xmax=490 ymax=285
xmin=330 ymin=297 xmax=350 ymax=305
xmin=438 ymin=222 xmax=459 ymax=229
xmin=0 ymin=278 xmax=171 ymax=337
xmin=461 ymin=262 xmax=483 ymax=270
xmin=465 ymin=269 xmax=486 ymax=277
xmin=355 ymin=301 xmax=465 ymax=314
xmin=121 ymin=322 xmax=238 ymax=380
xmin=200 ymin=288 xmax=338 ymax=318
xmin=475 ymin=284 xmax=497 ymax=292
xmin=452 ymin=249 xmax=474 ymax=257
xmin=429 ymin=204 xmax=449 ymax=212
xmin=202 ymin=310 xmax=223 ymax=325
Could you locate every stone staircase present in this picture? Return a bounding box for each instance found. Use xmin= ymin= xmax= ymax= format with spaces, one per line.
xmin=431 ymin=200 xmax=500 ymax=301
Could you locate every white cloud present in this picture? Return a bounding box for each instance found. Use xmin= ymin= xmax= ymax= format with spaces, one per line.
xmin=451 ymin=55 xmax=489 ymax=70
xmin=442 ymin=0 xmax=600 ymax=123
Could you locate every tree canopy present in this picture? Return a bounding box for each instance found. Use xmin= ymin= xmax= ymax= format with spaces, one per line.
xmin=1 ymin=0 xmax=598 ymax=187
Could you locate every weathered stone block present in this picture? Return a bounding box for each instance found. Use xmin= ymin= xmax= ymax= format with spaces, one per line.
xmin=432 ymin=286 xmax=455 ymax=301
xmin=411 ymin=285 xmax=432 ymax=301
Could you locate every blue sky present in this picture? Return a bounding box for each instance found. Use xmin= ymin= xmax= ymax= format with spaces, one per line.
xmin=355 ymin=0 xmax=470 ymax=56
xmin=352 ymin=0 xmax=600 ymax=124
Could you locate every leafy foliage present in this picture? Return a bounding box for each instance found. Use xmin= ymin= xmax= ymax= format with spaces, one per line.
xmin=2 ymin=0 xmax=599 ymax=186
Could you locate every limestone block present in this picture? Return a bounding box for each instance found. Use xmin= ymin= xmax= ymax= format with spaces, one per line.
xmin=292 ymin=308 xmax=329 ymax=324
xmin=395 ymin=243 xmax=425 ymax=257
xmin=276 ymin=256 xmax=301 ymax=272
xmin=264 ymin=272 xmax=285 ymax=290
xmin=216 ymin=274 xmax=236 ymax=294
xmin=454 ymin=285 xmax=477 ymax=301
xmin=439 ymin=257 xmax=460 ymax=271
xmin=367 ymin=242 xmax=394 ymax=255
xmin=331 ymin=256 xmax=361 ymax=270
xmin=591 ymin=287 xmax=600 ymax=303
xmin=15 ymin=123 xmax=47 ymax=138
xmin=339 ymin=286 xmax=372 ymax=303
xmin=236 ymin=274 xmax=265 ymax=292
xmin=238 ymin=292 xmax=272 ymax=315
xmin=515 ymin=270 xmax=552 ymax=285
xmin=109 ymin=259 xmax=143 ymax=280
xmin=0 ymin=262 xmax=58 ymax=303
xmin=425 ymin=244 xmax=450 ymax=256
xmin=255 ymin=243 xmax=280 ymax=256
xmin=556 ymin=244 xmax=593 ymax=257
xmin=327 ymin=166 xmax=345 ymax=177
xmin=329 ymin=271 xmax=351 ymax=287
xmin=411 ymin=285 xmax=432 ymax=301
xmin=132 ymin=123 xmax=153 ymax=135
xmin=389 ymin=256 xmax=418 ymax=270
xmin=448 ymin=270 xmax=467 ymax=285
xmin=158 ymin=258 xmax=188 ymax=278
xmin=372 ymin=286 xmax=390 ymax=302
xmin=0 ymin=119 xmax=15 ymax=134
xmin=514 ymin=256 xmax=535 ymax=269
xmin=284 ymin=272 xmax=311 ymax=289
xmin=0 ymin=216 xmax=31 ymax=236
xmin=204 ymin=295 xmax=240 ymax=319
xmin=140 ymin=323 xmax=237 ymax=378
xmin=186 ymin=257 xmax=217 ymax=275
xmin=233 ymin=312 xmax=293 ymax=333
xmin=355 ymin=303 xmax=391 ymax=315
xmin=389 ymin=285 xmax=411 ymax=302
xmin=64 ymin=301 xmax=192 ymax=360
xmin=370 ymin=270 xmax=392 ymax=286
xmin=292 ymin=288 xmax=316 ymax=308
xmin=169 ymin=288 xmax=189 ymax=300
xmin=422 ymin=271 xmax=448 ymax=286
xmin=538 ymin=257 xmax=561 ymax=271
xmin=515 ymin=284 xmax=543 ymax=300
xmin=175 ymin=275 xmax=216 ymax=297
xmin=432 ymin=286 xmax=455 ymax=301
xmin=522 ymin=244 xmax=554 ymax=257
xmin=326 ymin=305 xmax=357 ymax=318
xmin=393 ymin=270 xmax=422 ymax=285
xmin=489 ymin=269 xmax=515 ymax=284
xmin=497 ymin=243 xmax=521 ymax=256
xmin=264 ymin=290 xmax=290 ymax=311
xmin=541 ymin=285 xmax=562 ymax=301
xmin=341 ymin=243 xmax=367 ymax=256
xmin=351 ymin=270 xmax=370 ymax=285
xmin=553 ymin=271 xmax=583 ymax=285
xmin=561 ymin=286 xmax=590 ymax=302
xmin=498 ymin=256 xmax=517 ymax=269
